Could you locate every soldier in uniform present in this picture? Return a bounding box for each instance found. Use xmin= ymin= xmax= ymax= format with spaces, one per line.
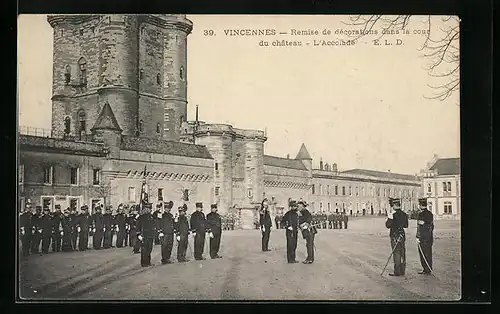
xmin=123 ymin=204 xmax=130 ymax=246
xmin=343 ymin=212 xmax=349 ymax=229
xmin=78 ymin=205 xmax=91 ymax=251
xmin=69 ymin=207 xmax=79 ymax=250
xmin=114 ymin=204 xmax=127 ymax=248
xmin=259 ymin=198 xmax=272 ymax=252
xmin=206 ymin=203 xmax=223 ymax=259
xmin=39 ymin=206 xmax=53 ymax=254
xmin=19 ymin=202 xmax=32 ymax=257
xmin=298 ymin=200 xmax=317 ymax=264
xmin=175 ymin=205 xmax=190 ymax=262
xmin=136 ymin=202 xmax=156 ymax=267
xmin=51 ymin=205 xmax=63 ymax=252
xmin=30 ymin=206 xmax=42 ymax=254
xmin=190 ymin=202 xmax=208 ymax=260
xmin=327 ymin=211 xmax=333 ymax=229
xmin=157 ymin=200 xmax=175 ymax=264
xmin=281 ymin=199 xmax=299 ymax=263
xmin=91 ymin=205 xmax=104 ymax=250
xmin=416 ymin=198 xmax=434 ymax=275
xmin=322 ymin=211 xmax=328 ymax=229
xmin=102 ymin=206 xmax=114 ymax=249
xmin=61 ymin=208 xmax=74 ymax=252
xmin=274 ymin=213 xmax=280 ymax=229
xmin=129 ymin=206 xmax=141 ymax=254
xmin=385 ymin=198 xmax=409 ymax=276
xmin=153 ymin=203 xmax=162 ymax=245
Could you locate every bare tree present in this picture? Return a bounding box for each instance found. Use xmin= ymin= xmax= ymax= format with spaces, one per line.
xmin=94 ymin=183 xmax=112 ymax=207
xmin=344 ymin=15 xmax=460 ymax=102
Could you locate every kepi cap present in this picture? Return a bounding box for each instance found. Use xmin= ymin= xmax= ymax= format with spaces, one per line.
xmin=418 ymin=198 xmax=427 ymax=208
xmin=195 ymin=202 xmax=203 ymax=208
xmin=165 ymin=201 xmax=173 ymax=209
xmin=211 ymin=204 xmax=217 ymax=209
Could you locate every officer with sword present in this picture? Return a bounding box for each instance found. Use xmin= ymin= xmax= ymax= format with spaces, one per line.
xmin=416 ymin=198 xmax=434 ymax=275
xmin=382 ymin=198 xmax=408 ymax=277
xmin=175 ymin=204 xmax=190 ymax=263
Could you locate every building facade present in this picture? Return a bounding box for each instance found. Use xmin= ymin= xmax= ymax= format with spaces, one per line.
xmin=421 ymin=156 xmax=461 ymax=220
xmin=18 ymin=14 xmax=431 ymax=228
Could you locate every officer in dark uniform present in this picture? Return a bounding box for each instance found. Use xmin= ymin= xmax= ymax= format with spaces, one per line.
xmin=123 ymin=204 xmax=130 ymax=246
xmin=281 ymin=199 xmax=299 ymax=263
xmin=39 ymin=206 xmax=53 ymax=254
xmin=298 ymin=200 xmax=317 ymax=264
xmin=91 ymin=205 xmax=104 ymax=250
xmin=327 ymin=211 xmax=334 ymax=229
xmin=30 ymin=206 xmax=43 ymax=254
xmin=343 ymin=212 xmax=349 ymax=229
xmin=274 ymin=213 xmax=280 ymax=229
xmin=69 ymin=207 xmax=79 ymax=250
xmin=78 ymin=205 xmax=91 ymax=251
xmin=136 ymin=203 xmax=156 ymax=267
xmin=158 ymin=200 xmax=175 ymax=264
xmin=206 ymin=203 xmax=222 ymax=259
xmin=190 ymin=202 xmax=207 ymax=260
xmin=259 ymin=198 xmax=272 ymax=252
xmin=114 ymin=204 xmax=127 ymax=248
xmin=322 ymin=211 xmax=328 ymax=229
xmin=152 ymin=203 xmax=162 ymax=245
xmin=338 ymin=212 xmax=343 ymax=229
xmin=416 ymin=198 xmax=434 ymax=274
xmin=175 ymin=205 xmax=190 ymax=262
xmin=130 ymin=206 xmax=141 ymax=254
xmin=61 ymin=208 xmax=74 ymax=252
xmin=385 ymin=198 xmax=409 ymax=276
xmin=51 ymin=205 xmax=63 ymax=252
xmin=19 ymin=202 xmax=33 ymax=257
xmin=102 ymin=206 xmax=114 ymax=249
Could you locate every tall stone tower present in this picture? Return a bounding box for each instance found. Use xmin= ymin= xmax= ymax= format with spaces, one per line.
xmin=47 ymin=14 xmax=192 ymax=141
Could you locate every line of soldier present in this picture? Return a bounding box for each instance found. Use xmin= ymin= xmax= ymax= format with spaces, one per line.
xmin=274 ymin=211 xmax=349 ymax=230
xmin=18 ymin=200 xmax=224 ymax=268
xmin=135 ymin=201 xmax=223 ymax=267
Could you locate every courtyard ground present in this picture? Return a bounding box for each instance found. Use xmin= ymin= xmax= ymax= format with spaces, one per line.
xmin=18 ymin=217 xmax=461 ymax=301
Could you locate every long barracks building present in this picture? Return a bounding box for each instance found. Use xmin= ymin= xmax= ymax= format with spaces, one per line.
xmin=18 ymin=14 xmax=437 ymax=229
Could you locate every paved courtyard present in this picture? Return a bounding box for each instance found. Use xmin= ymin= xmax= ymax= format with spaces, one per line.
xmin=18 ymin=217 xmax=461 ymax=300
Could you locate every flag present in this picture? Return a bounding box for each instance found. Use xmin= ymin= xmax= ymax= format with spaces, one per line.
xmin=139 ymin=165 xmax=149 ymax=212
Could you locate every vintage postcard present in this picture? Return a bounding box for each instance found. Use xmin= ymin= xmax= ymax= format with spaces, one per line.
xmin=17 ymin=14 xmax=461 ymax=300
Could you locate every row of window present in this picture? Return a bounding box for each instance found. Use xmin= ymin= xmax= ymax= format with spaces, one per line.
xmin=18 ymin=165 xmax=101 ymax=186
xmin=312 ymin=184 xmax=416 ymax=198
xmin=426 ymin=181 xmax=454 ymax=194
xmin=64 ymin=59 xmax=184 ymax=87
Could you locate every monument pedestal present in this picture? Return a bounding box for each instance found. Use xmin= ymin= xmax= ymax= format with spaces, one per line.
xmin=239 ymin=207 xmax=257 ymax=230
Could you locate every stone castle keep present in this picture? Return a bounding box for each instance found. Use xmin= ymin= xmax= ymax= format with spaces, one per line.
xmin=19 ymin=14 xmax=427 ymax=229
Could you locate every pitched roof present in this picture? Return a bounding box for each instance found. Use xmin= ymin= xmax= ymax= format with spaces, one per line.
xmin=341 ymin=169 xmax=417 ymax=181
xmin=295 ymin=143 xmax=312 ymax=160
xmin=92 ymin=102 xmax=122 ymax=131
xmin=429 ymin=158 xmax=460 ymax=175
xmin=121 ymin=136 xmax=213 ymax=159
xmin=264 ymin=155 xmax=308 ymax=170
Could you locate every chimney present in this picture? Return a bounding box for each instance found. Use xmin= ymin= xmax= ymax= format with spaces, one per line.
xmin=319 ymin=158 xmax=323 ymax=170
xmin=195 ymin=105 xmax=199 ymax=122
xmin=286 ymin=154 xmax=290 ymax=159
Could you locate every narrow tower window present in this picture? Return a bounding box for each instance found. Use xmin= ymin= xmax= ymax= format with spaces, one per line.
xmin=78 ymin=57 xmax=87 ymax=85
xmin=64 ymin=65 xmax=71 ymax=85
xmin=156 ymin=123 xmax=161 ymax=134
xmin=77 ymin=109 xmax=86 ymax=140
xmin=140 ymin=69 xmax=144 ymax=80
xmin=64 ymin=116 xmax=71 ymax=135
xmin=156 ymin=73 xmax=161 ymax=85
xmin=139 ymin=120 xmax=144 ymax=132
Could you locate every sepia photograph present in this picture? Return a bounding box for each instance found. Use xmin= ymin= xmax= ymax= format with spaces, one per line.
xmin=17 ymin=14 xmax=461 ymax=300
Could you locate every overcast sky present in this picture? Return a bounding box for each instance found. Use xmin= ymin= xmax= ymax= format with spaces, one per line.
xmin=18 ymin=14 xmax=460 ymax=174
